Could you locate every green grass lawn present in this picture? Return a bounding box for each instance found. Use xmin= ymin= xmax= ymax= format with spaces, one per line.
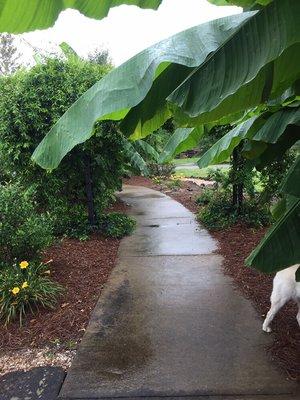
xmin=173 ymin=157 xmax=200 ymax=165
xmin=174 ymin=164 xmax=230 ymax=179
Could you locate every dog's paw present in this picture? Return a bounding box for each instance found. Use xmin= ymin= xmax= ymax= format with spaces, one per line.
xmin=262 ymin=325 xmax=272 ymax=333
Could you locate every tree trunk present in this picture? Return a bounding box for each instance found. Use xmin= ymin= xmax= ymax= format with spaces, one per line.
xmin=84 ymin=153 xmax=97 ymax=226
xmin=232 ymin=145 xmax=244 ymax=213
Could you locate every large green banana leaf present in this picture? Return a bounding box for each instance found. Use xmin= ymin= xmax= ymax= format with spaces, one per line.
xmin=196 ymin=106 xmax=300 ymax=168
xmin=246 ymin=198 xmax=300 ymax=272
xmin=168 ymin=0 xmax=300 ymax=118
xmin=158 ymin=127 xmax=204 ymax=164
xmin=196 ymin=116 xmax=261 ymax=168
xmin=32 ymin=11 xmax=254 ymax=169
xmin=135 ymin=140 xmax=159 ymax=163
xmin=253 ymin=107 xmax=300 ymax=143
xmin=122 ymin=139 xmax=149 ymax=176
xmin=0 ymin=0 xmax=162 ymax=33
xmin=33 ymin=0 xmax=300 ymax=170
xmin=281 ymin=155 xmax=300 ymax=198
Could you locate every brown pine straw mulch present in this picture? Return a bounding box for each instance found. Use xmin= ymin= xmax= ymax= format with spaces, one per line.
xmin=125 ymin=176 xmax=300 ymax=382
xmin=0 ymin=200 xmax=128 ymax=352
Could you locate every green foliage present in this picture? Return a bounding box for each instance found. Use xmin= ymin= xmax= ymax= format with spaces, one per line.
xmin=197 ymin=190 xmax=271 ymax=230
xmin=99 ymin=212 xmax=136 ymax=238
xmin=32 ymin=0 xmax=299 ymax=170
xmin=0 ymin=58 xmax=124 ymax=237
xmin=196 ymin=189 xmax=215 ymax=206
xmin=0 ymin=182 xmax=53 ymax=263
xmin=207 ymin=0 xmax=272 ymax=8
xmin=198 ymin=125 xmax=232 ymax=157
xmin=159 ymin=126 xmax=204 ymax=163
xmin=0 ymin=260 xmax=63 ymax=325
xmin=145 ymin=125 xmax=173 ymax=155
xmin=258 ymin=151 xmax=296 ymax=204
xmin=0 ymin=0 xmax=163 ymax=33
xmin=32 ymin=11 xmax=256 ymax=169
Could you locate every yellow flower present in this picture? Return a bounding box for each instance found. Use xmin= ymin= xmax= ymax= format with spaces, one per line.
xmin=19 ymin=261 xmax=29 ymax=269
xmin=22 ymin=281 xmax=29 ymax=289
xmin=11 ymin=287 xmax=20 ymax=295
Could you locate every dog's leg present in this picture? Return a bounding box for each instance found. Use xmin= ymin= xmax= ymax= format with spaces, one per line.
xmin=262 ymin=297 xmax=287 ymax=333
xmin=297 ymin=300 xmax=300 ymax=328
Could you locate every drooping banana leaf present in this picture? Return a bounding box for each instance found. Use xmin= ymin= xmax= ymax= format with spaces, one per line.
xmin=196 ymin=116 xmax=262 ymax=168
xmin=168 ymin=1 xmax=300 ymax=119
xmin=159 ymin=127 xmax=204 ymax=164
xmin=197 ymin=105 xmax=300 ymax=168
xmin=122 ymin=139 xmax=149 ymax=176
xmin=252 ymin=107 xmax=300 ymax=143
xmin=281 ymin=155 xmax=300 ymax=198
xmin=0 ymin=0 xmax=162 ymax=33
xmin=32 ymin=11 xmax=254 ymax=169
xmin=135 ymin=140 xmax=159 ymax=163
xmin=33 ymin=0 xmax=300 ymax=170
xmin=253 ymin=125 xmax=300 ymax=168
xmin=246 ymin=198 xmax=300 ymax=273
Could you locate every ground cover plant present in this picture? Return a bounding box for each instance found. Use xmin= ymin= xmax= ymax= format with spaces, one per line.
xmin=0 ymin=182 xmax=63 ymax=325
xmin=0 ymin=260 xmax=63 ymax=325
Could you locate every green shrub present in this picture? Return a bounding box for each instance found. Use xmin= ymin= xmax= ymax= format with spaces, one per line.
xmin=0 ymin=260 xmax=63 ymax=325
xmin=197 ymin=190 xmax=271 ymax=230
xmin=99 ymin=212 xmax=136 ymax=238
xmin=196 ymin=188 xmax=215 ymax=206
xmin=0 ymin=59 xmax=124 ymax=238
xmin=48 ymin=199 xmax=89 ymax=238
xmin=0 ymin=182 xmax=53 ymax=262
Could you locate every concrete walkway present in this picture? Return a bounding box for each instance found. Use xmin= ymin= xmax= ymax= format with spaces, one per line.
xmin=60 ymin=185 xmax=298 ymax=399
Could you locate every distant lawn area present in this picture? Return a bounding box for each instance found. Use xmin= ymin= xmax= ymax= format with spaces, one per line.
xmin=174 ymin=164 xmax=230 ymax=179
xmin=173 ymin=157 xmax=200 ymax=165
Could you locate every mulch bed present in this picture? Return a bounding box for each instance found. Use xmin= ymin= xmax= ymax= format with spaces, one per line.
xmin=0 ymin=199 xmax=128 ymax=352
xmin=125 ymin=176 xmax=300 ymax=381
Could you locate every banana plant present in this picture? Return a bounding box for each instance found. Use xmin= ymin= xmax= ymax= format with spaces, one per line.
xmin=32 ymin=0 xmax=300 ymax=171
xmin=122 ymin=138 xmax=159 ymax=176
xmin=3 ymin=0 xmax=300 ymax=275
xmin=59 ymin=42 xmax=158 ymax=176
xmin=164 ymin=104 xmax=300 ymax=275
xmin=0 ymin=0 xmax=162 ymax=33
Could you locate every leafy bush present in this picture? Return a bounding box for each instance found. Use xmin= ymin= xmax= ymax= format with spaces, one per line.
xmin=0 ymin=260 xmax=63 ymax=325
xmin=197 ymin=190 xmax=271 ymax=230
xmin=196 ymin=188 xmax=215 ymax=206
xmin=148 ymin=162 xmax=175 ymax=177
xmin=0 ymin=182 xmax=53 ymax=262
xmin=99 ymin=212 xmax=136 ymax=238
xmin=0 ymin=58 xmax=124 ymax=237
xmin=258 ymin=151 xmax=296 ymax=204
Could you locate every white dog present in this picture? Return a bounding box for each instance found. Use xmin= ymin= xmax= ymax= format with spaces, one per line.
xmin=262 ymin=264 xmax=300 ymax=332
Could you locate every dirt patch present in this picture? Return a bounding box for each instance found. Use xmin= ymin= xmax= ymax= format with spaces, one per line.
xmin=125 ymin=176 xmax=300 ymax=381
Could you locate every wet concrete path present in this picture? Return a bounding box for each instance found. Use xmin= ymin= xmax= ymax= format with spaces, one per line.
xmin=60 ymin=185 xmax=298 ymax=399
